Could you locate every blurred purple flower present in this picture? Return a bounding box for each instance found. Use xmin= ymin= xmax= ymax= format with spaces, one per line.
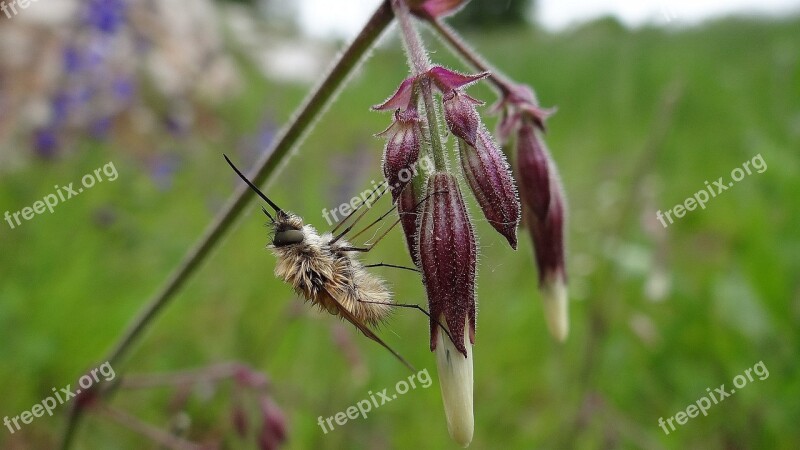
xmin=85 ymin=39 xmax=112 ymax=68
xmin=255 ymin=119 xmax=277 ymax=151
xmin=50 ymin=92 xmax=72 ymax=125
xmin=112 ymin=77 xmax=135 ymax=102
xmin=33 ymin=128 xmax=60 ymax=159
xmin=235 ymin=114 xmax=278 ymax=155
xmin=90 ymin=117 xmax=113 ymax=138
xmin=85 ymin=0 xmax=127 ymax=34
xmin=150 ymin=154 xmax=180 ymax=191
xmin=63 ymin=46 xmax=83 ymax=74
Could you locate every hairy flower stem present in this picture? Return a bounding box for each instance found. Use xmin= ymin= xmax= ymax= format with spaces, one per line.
xmin=59 ymin=2 xmax=395 ymax=448
xmin=392 ymin=0 xmax=447 ymax=171
xmin=421 ymin=79 xmax=448 ymax=171
xmin=393 ymin=0 xmax=430 ymax=75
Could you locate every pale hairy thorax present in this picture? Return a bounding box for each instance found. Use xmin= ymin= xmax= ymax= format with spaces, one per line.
xmin=270 ymin=213 xmax=393 ymax=326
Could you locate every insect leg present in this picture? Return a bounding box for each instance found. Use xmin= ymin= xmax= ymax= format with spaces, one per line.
xmin=363 ymin=263 xmax=420 ymax=273
xmin=329 ymin=183 xmax=392 ymax=245
xmin=347 ymin=204 xmax=398 ymax=242
xmin=330 ymin=182 xmax=390 ymax=235
xmin=337 ymin=189 xmax=449 ymax=252
xmin=337 ymin=214 xmax=402 ymax=253
xmin=358 ymin=300 xmax=455 ymax=345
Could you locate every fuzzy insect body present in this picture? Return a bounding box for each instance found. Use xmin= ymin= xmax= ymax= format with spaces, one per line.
xmin=270 ymin=213 xmax=393 ymax=326
xmin=224 ymin=154 xmax=413 ymax=370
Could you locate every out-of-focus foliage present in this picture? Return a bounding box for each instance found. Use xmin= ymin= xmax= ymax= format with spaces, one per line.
xmin=0 ymin=0 xmax=240 ymax=167
xmin=451 ymin=0 xmax=534 ymax=28
xmin=0 ymin=1 xmax=798 ymax=448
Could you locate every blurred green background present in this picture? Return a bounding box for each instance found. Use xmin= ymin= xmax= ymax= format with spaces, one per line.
xmin=1 ymin=0 xmax=799 ymax=448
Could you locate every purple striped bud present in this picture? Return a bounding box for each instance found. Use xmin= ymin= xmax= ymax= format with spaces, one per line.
xmin=518 ymin=122 xmax=569 ymax=342
xmin=379 ymin=109 xmax=422 ymax=201
xmin=419 ymin=173 xmax=476 ymax=447
xmin=516 ymin=121 xmax=551 ymax=221
xmin=493 ymin=84 xmax=555 ymax=144
xmin=419 ymin=173 xmax=477 ymax=355
xmin=458 ymin=129 xmax=520 ymax=249
xmin=257 ymin=397 xmax=287 ymax=450
xmin=443 ymin=90 xmax=482 ymax=146
xmin=232 ymin=403 xmax=248 ymax=437
xmin=527 ymin=187 xmax=565 ymax=286
xmin=525 ymin=192 xmax=568 ymax=341
xmin=397 ymin=182 xmax=422 ymax=266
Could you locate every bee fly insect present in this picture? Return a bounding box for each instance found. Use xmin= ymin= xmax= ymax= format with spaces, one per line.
xmin=224 ymin=154 xmax=437 ymax=371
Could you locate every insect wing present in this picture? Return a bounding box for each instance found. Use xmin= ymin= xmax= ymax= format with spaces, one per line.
xmin=322 ymin=287 xmax=415 ymax=372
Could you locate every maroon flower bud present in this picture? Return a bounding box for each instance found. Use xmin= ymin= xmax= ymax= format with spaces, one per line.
xmin=443 ymin=90 xmax=482 ymax=146
xmin=528 ymin=188 xmax=565 ymax=285
xmin=232 ymin=404 xmax=248 ymax=437
xmin=524 ymin=168 xmax=569 ymax=342
xmin=495 ymin=107 xmax=521 ymax=145
xmin=458 ymin=129 xmax=520 ymax=249
xmin=492 ymin=84 xmax=555 ymax=144
xmin=257 ymin=397 xmax=287 ymax=450
xmin=418 ymin=172 xmax=476 ymax=355
xmin=408 ymin=0 xmax=469 ymax=19
xmin=234 ymin=364 xmax=270 ymax=389
xmin=397 ymin=182 xmax=422 ymax=266
xmin=516 ymin=120 xmax=551 ymax=221
xmin=379 ymin=109 xmax=422 ymax=200
xmin=419 ymin=172 xmax=476 ymax=447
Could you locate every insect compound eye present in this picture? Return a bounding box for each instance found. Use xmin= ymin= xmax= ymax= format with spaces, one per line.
xmin=273 ymin=229 xmax=305 ymax=247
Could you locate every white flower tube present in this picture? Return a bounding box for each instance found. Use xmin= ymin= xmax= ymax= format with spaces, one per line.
xmin=435 ymin=317 xmax=474 ymax=447
xmin=541 ymin=273 xmax=569 ymax=342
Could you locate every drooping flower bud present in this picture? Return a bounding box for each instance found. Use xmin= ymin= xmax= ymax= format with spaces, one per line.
xmin=257 ymin=396 xmax=288 ymax=450
xmin=232 ymin=403 xmax=249 ymax=437
xmin=493 ymin=84 xmax=555 ymax=144
xmin=458 ymin=129 xmax=520 ymax=249
xmin=420 ymin=173 xmax=476 ymax=353
xmin=379 ymin=109 xmax=422 ymax=201
xmin=443 ymin=90 xmax=482 ymax=146
xmin=434 ymin=318 xmax=474 ymax=448
xmin=521 ymin=144 xmax=569 ymax=342
xmin=419 ymin=172 xmax=476 ymax=447
xmin=407 ymin=0 xmax=469 ymax=20
xmin=397 ymin=182 xmax=422 ymax=266
xmin=516 ymin=120 xmax=551 ymax=221
xmin=527 ymin=197 xmax=567 ymax=341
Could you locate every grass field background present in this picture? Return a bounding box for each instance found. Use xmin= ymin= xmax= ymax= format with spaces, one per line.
xmin=1 ymin=12 xmax=799 ymax=449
